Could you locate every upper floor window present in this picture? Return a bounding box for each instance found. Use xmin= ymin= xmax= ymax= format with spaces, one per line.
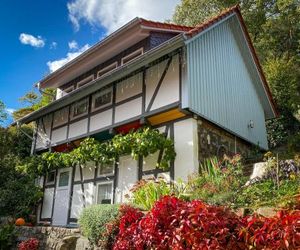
xmin=56 ymin=85 xmax=74 ymax=99
xmin=92 ymin=87 xmax=113 ymax=112
xmin=76 ymin=75 xmax=94 ymax=89
xmin=53 ymin=107 xmax=69 ymax=127
xmin=71 ymin=98 xmax=89 ymax=120
xmin=121 ymin=48 xmax=143 ymax=65
xmin=98 ymin=62 xmax=118 ymax=78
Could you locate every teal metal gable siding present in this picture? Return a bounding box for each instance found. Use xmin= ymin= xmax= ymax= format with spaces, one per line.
xmin=186 ymin=16 xmax=268 ymax=149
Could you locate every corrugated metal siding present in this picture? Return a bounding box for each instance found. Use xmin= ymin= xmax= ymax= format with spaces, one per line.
xmin=186 ymin=16 xmax=268 ymax=149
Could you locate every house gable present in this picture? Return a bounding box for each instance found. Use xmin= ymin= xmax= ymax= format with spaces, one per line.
xmin=185 ymin=14 xmax=270 ymax=149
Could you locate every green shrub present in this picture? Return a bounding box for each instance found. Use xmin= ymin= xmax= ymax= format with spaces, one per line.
xmin=130 ymin=179 xmax=171 ymax=210
xmin=0 ymin=224 xmax=16 ymax=250
xmin=234 ymin=178 xmax=300 ymax=210
xmin=186 ymin=155 xmax=246 ymax=206
xmin=78 ymin=204 xmax=119 ymax=245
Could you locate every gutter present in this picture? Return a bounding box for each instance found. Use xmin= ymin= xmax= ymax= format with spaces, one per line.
xmin=14 ymin=34 xmax=185 ymax=125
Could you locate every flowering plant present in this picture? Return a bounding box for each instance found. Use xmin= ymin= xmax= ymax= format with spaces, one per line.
xmin=18 ymin=238 xmax=39 ymax=250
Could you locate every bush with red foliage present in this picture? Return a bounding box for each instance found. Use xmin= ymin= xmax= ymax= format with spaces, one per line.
xmin=240 ymin=210 xmax=300 ymax=249
xmin=113 ymin=196 xmax=246 ymax=250
xmin=18 ymin=237 xmax=39 ymax=250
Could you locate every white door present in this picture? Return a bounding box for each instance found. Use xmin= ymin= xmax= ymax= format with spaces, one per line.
xmin=52 ymin=168 xmax=72 ymax=226
xmin=115 ymin=155 xmax=138 ymax=203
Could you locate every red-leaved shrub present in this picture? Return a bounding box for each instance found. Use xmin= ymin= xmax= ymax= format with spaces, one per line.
xmin=113 ymin=196 xmax=246 ymax=250
xmin=240 ymin=210 xmax=300 ymax=249
xmin=18 ymin=237 xmax=39 ymax=250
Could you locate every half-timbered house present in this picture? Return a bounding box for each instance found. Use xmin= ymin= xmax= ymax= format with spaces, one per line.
xmin=17 ymin=6 xmax=277 ymax=226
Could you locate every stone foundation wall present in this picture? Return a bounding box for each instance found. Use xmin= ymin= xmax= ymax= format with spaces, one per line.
xmin=197 ymin=118 xmax=251 ymax=162
xmin=14 ymin=226 xmax=92 ymax=250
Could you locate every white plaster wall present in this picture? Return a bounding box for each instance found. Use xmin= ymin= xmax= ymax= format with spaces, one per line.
xmin=84 ymin=182 xmax=95 ymax=206
xmin=41 ymin=188 xmax=54 ymax=218
xmin=145 ymin=60 xmax=168 ymax=108
xmin=89 ymin=109 xmax=112 ymax=132
xmin=115 ymin=156 xmax=138 ymax=203
xmin=116 ymin=73 xmax=142 ymax=103
xmin=74 ymin=166 xmax=81 ymax=182
xmin=151 ymin=55 xmax=180 ymax=111
xmin=174 ymin=118 xmax=199 ymax=181
xmin=114 ymin=97 xmax=142 ymax=123
xmin=143 ymin=152 xmax=159 ymax=171
xmin=68 ymin=118 xmax=88 ymax=139
xmin=158 ymin=172 xmax=171 ymax=182
xmin=82 ymin=164 xmax=95 ymax=180
xmin=70 ymin=184 xmax=84 ymax=218
xmin=51 ymin=126 xmax=67 ymax=144
xmin=36 ymin=115 xmax=52 ymax=149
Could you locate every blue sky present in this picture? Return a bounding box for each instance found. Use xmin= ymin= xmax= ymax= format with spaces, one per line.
xmin=0 ymin=0 xmax=179 ymax=119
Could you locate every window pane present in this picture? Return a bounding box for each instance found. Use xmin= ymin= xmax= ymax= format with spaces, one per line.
xmin=58 ymin=171 xmax=69 ymax=187
xmin=99 ymin=163 xmax=114 ymax=176
xmin=73 ymin=100 xmax=88 ymax=117
xmin=46 ymin=171 xmax=55 ymax=183
xmin=97 ymin=183 xmax=112 ymax=204
xmin=94 ymin=91 xmax=112 ymax=109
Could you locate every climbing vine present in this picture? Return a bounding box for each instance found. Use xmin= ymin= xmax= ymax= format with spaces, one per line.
xmin=17 ymin=127 xmax=176 ymax=177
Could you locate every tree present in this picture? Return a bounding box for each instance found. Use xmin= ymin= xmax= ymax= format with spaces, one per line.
xmin=0 ymin=100 xmax=7 ymax=125
xmin=172 ymin=0 xmax=300 ymax=149
xmin=12 ymin=88 xmax=55 ymax=121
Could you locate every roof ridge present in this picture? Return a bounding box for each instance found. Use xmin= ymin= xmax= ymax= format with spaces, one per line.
xmin=186 ymin=4 xmax=240 ymax=37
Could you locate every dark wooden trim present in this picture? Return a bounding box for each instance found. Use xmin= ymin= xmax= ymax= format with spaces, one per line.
xmin=49 ymin=113 xmax=55 ymax=150
xmin=50 ymin=169 xmax=58 ymax=222
xmin=67 ymin=165 xmax=76 ymax=224
xmin=69 ymin=218 xmax=78 ymax=223
xmin=170 ymin=123 xmax=175 ymax=180
xmin=146 ymin=57 xmax=173 ymax=112
xmin=41 ymin=117 xmax=47 ymax=134
xmin=79 ymin=166 xmax=86 ymax=208
xmin=138 ymin=156 xmax=143 ymax=180
xmin=44 ymin=184 xmax=55 ymax=188
xmin=112 ymin=159 xmax=118 ymax=204
xmin=73 ymin=175 xmax=114 ymax=185
xmin=115 ymin=93 xmax=143 ymax=106
xmin=87 ymin=95 xmax=93 ymax=133
xmin=112 ymin=83 xmax=117 ymax=125
xmin=66 ymin=105 xmax=71 ymax=139
xmin=142 ymin=68 xmax=146 ymax=114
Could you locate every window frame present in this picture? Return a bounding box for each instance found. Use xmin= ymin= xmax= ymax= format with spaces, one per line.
xmin=46 ymin=171 xmax=56 ymax=185
xmin=121 ymin=48 xmax=144 ymax=65
xmin=97 ymin=62 xmax=118 ymax=78
xmin=96 ymin=181 xmax=114 ymax=204
xmin=52 ymin=107 xmax=69 ymax=128
xmin=70 ymin=98 xmax=89 ymax=120
xmin=91 ymin=87 xmax=113 ymax=112
xmin=76 ymin=75 xmax=94 ymax=89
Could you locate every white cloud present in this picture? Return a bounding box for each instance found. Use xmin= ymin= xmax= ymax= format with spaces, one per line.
xmin=19 ymin=33 xmax=45 ymax=48
xmin=68 ymin=40 xmax=78 ymax=50
xmin=50 ymin=41 xmax=58 ymax=49
xmin=6 ymin=108 xmax=15 ymax=114
xmin=67 ymin=0 xmax=180 ymax=33
xmin=47 ymin=44 xmax=90 ymax=73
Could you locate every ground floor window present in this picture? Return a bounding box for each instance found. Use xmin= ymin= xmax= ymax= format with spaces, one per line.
xmin=96 ymin=182 xmax=113 ymax=204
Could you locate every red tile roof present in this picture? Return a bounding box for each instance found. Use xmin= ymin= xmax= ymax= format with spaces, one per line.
xmin=140 ymin=18 xmax=194 ymax=32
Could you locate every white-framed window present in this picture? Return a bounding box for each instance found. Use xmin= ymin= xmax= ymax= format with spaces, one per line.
xmin=71 ymin=98 xmax=89 ymax=120
xmin=91 ymin=88 xmax=113 ymax=112
xmin=76 ymin=75 xmax=94 ymax=89
xmin=56 ymin=85 xmax=74 ymax=99
xmin=96 ymin=181 xmax=113 ymax=204
xmin=98 ymin=162 xmax=114 ymax=177
xmin=53 ymin=107 xmax=69 ymax=128
xmin=46 ymin=171 xmax=56 ymax=185
xmin=97 ymin=62 xmax=118 ymax=78
xmin=121 ymin=48 xmax=143 ymax=65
